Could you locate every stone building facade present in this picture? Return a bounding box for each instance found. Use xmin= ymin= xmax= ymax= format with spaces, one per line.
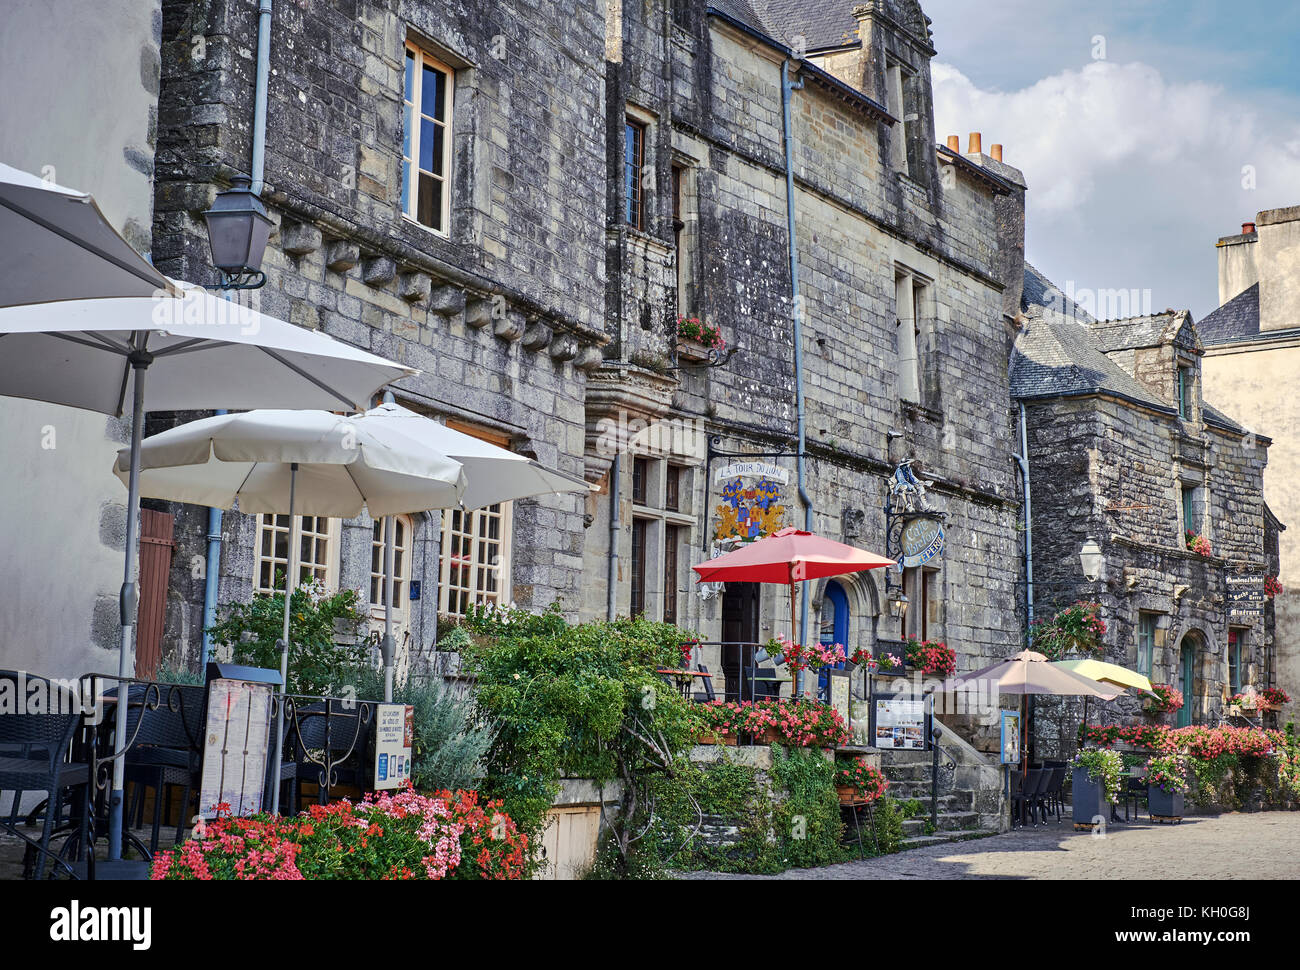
xmin=151 ymin=0 xmax=610 ymax=674
xmin=1199 ymin=207 xmax=1300 ymax=724
xmin=1015 ymin=266 xmax=1276 ymax=750
xmin=587 ymin=0 xmax=1029 ymax=701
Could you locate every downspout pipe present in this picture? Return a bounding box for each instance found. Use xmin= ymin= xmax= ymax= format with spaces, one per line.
xmin=607 ymin=454 xmax=621 ymax=621
xmin=203 ymin=0 xmax=273 ymax=663
xmin=1014 ymin=401 xmax=1034 ymax=630
xmin=782 ymin=59 xmax=813 ymax=687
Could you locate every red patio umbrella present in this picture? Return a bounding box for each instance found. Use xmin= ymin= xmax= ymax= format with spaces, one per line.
xmin=692 ymin=527 xmax=894 ymax=648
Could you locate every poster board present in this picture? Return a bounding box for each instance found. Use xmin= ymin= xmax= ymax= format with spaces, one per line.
xmin=198 ymin=675 xmax=276 ymax=819
xmin=1000 ymin=710 xmax=1021 ymax=765
xmin=826 ymin=669 xmax=852 ymax=732
xmin=870 ymin=694 xmax=928 ymax=751
xmin=373 ymin=703 xmax=415 ymax=790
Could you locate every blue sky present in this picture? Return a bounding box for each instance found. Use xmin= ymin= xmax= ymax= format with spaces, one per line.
xmin=921 ymin=0 xmax=1300 ymax=319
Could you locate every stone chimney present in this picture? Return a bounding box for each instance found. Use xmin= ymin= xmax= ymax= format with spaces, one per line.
xmin=1257 ymin=206 xmax=1300 ymax=333
xmin=1216 ymin=219 xmax=1258 ymax=307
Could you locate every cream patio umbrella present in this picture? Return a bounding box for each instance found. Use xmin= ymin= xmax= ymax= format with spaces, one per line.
xmin=114 ymin=408 xmax=466 ymax=816
xmin=1052 ymin=658 xmax=1155 ymax=735
xmin=942 ymin=650 xmax=1124 ymax=775
xmin=0 ymin=280 xmax=415 ymax=860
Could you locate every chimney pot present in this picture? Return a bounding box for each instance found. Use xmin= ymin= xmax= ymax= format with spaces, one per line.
xmin=968 ymin=132 xmax=982 ymax=154
xmin=991 ymin=143 xmax=1003 ymax=162
xmin=1242 ymin=222 xmax=1256 ymax=235
xmin=946 ymin=135 xmax=960 ymax=151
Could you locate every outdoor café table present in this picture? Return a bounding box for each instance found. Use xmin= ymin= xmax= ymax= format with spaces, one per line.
xmin=655 ymin=669 xmax=711 ymax=699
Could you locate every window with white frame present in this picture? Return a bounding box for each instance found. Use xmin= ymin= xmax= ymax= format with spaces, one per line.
xmin=255 ymin=514 xmax=340 ymax=593
xmin=370 ymin=515 xmax=412 ymax=612
xmin=895 ymin=269 xmax=928 ymax=404
xmin=439 ymin=503 xmax=511 ymax=618
xmin=628 ymin=457 xmax=693 ymax=622
xmin=402 ymin=41 xmax=453 ymax=234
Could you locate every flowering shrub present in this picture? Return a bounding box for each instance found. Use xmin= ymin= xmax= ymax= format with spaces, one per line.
xmin=691 ymin=699 xmax=849 ymax=748
xmin=904 ymin=638 xmax=956 ymax=676
xmin=1030 ymin=602 xmax=1106 ymax=660
xmin=776 ymin=637 xmax=845 ymax=673
xmin=1265 ymin=575 xmax=1284 ymax=599
xmin=1143 ymin=683 xmax=1183 ymax=716
xmin=878 ymin=653 xmax=904 ymax=672
xmin=1185 ymin=530 xmax=1212 ymax=557
xmin=1146 ymin=753 xmax=1189 ymax=795
xmin=151 ymin=787 xmax=526 ymax=880
xmin=835 ymin=757 xmax=889 ymax=803
xmin=1079 ymin=723 xmax=1285 ymax=760
xmin=1078 ymin=723 xmax=1174 ymax=751
xmin=846 ymin=646 xmax=877 ymax=669
xmin=674 ymin=315 xmax=725 ymax=351
xmin=679 ymin=639 xmax=699 ymax=667
xmin=1260 ymin=686 xmax=1291 ymax=706
xmin=1228 ymin=692 xmax=1260 ymax=710
xmin=1072 ymin=748 xmax=1125 ymax=804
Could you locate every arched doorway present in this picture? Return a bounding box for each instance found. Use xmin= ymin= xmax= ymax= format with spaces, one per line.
xmin=1177 ymin=632 xmax=1201 ymax=727
xmin=817 ymin=580 xmax=851 ymax=699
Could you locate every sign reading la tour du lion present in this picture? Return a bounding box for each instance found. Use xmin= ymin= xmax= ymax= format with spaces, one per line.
xmin=899 ymin=516 xmax=945 ymax=569
xmin=714 ymin=462 xmax=789 ymax=543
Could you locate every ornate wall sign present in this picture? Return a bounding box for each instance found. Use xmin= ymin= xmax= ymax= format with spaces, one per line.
xmin=899 ymin=515 xmax=945 ymax=568
xmin=1226 ymin=574 xmax=1265 ymax=623
xmin=713 ymin=463 xmax=789 ymax=543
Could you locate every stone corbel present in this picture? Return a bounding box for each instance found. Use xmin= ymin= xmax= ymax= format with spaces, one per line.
xmin=522 ymin=319 xmax=553 ymax=351
xmin=324 ymin=239 xmax=360 ymax=273
xmin=428 ymin=285 xmax=466 ymax=318
xmin=494 ymin=308 xmax=526 ymax=342
xmin=362 ymin=256 xmax=397 ymax=286
xmin=281 ymin=221 xmax=322 ymax=257
xmin=465 ymin=297 xmax=494 ymax=329
xmin=398 ymin=270 xmax=432 ymax=303
xmin=549 ymin=335 xmax=579 ymax=362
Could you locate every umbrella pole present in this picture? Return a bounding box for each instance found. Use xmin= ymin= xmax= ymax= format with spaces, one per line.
xmin=382 ymin=514 xmax=395 ymax=703
xmin=790 ymin=582 xmax=798 ymax=699
xmin=270 ymin=463 xmax=298 ymax=816
xmin=108 ymin=355 xmax=148 ymax=861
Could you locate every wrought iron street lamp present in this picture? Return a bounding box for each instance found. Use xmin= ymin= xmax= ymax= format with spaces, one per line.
xmin=887 ymin=587 xmax=910 ymax=621
xmin=1079 ymin=536 xmax=1103 ymax=582
xmin=203 ymin=173 xmax=272 ymax=290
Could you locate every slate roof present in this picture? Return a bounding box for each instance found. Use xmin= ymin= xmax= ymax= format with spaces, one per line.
xmin=1021 ymin=262 xmax=1093 ymax=323
xmin=1198 ymin=283 xmax=1261 ymax=345
xmin=1010 ymin=310 xmax=1172 ymax=412
xmin=1089 ymin=310 xmax=1200 ymax=354
xmin=759 ymin=0 xmax=862 ymax=50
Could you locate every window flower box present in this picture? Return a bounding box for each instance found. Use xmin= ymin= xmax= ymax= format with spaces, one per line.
xmin=696 ymin=731 xmax=738 ymax=746
xmin=675 ymin=337 xmax=714 ymax=363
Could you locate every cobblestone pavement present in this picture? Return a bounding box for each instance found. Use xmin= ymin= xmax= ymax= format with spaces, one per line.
xmin=685 ymin=813 xmax=1300 ymax=880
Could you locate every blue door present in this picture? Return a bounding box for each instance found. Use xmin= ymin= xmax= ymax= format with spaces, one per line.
xmin=1177 ymin=641 xmax=1195 ymax=728
xmin=818 ymin=581 xmax=850 ymax=697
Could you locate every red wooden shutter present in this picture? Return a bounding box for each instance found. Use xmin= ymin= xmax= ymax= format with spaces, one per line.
xmin=136 ymin=509 xmax=175 ymax=679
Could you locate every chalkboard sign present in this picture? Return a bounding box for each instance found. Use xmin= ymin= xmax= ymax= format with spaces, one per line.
xmin=1227 ymin=574 xmax=1265 ymax=622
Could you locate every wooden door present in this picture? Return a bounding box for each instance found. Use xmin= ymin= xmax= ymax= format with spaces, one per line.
xmin=721 ymin=582 xmax=760 ymax=701
xmin=136 ymin=509 xmax=174 ymax=679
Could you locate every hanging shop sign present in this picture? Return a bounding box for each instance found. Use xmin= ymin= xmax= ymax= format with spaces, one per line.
xmin=373 ymin=703 xmax=415 ymax=790
xmin=1226 ymin=574 xmax=1266 ymax=622
xmin=198 ymin=663 xmax=280 ymax=819
xmin=714 ymin=463 xmax=789 ymax=543
xmin=899 ymin=516 xmax=945 ymax=569
xmin=869 ymin=693 xmax=929 ymax=751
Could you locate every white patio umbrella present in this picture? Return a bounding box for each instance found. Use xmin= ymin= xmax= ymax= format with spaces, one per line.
xmin=0 ymin=161 xmax=175 ymax=307
xmin=113 ymin=408 xmax=465 ymax=815
xmin=0 ymin=281 xmax=415 ymax=860
xmin=353 ymin=400 xmax=594 ymax=702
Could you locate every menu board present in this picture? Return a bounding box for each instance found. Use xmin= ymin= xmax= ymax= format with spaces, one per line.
xmin=373 ymin=703 xmax=415 ymax=790
xmin=827 ymin=670 xmax=851 ymax=732
xmin=198 ymin=678 xmax=274 ymax=819
xmin=872 ymin=695 xmax=927 ymax=750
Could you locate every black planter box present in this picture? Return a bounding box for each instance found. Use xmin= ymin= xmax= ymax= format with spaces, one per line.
xmin=1148 ymin=786 xmax=1185 ymax=820
xmin=1072 ymin=767 xmax=1109 ymax=826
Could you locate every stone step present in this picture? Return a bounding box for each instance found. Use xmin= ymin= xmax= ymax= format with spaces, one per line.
xmin=895 ymin=829 xmax=999 ymax=851
xmin=900 ymin=810 xmax=980 ymax=834
xmin=886 ymin=791 xmax=974 ymax=812
xmin=880 ymin=764 xmax=934 ymax=782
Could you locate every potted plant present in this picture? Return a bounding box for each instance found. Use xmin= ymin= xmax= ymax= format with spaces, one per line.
xmin=1071 ymin=749 xmax=1123 ymax=828
xmin=1143 ymin=683 xmax=1183 ymax=719
xmin=691 ymin=701 xmax=741 ymax=745
xmin=1259 ymin=687 xmax=1290 ymax=711
xmin=903 ymin=637 xmax=957 ymax=676
xmin=673 ymin=315 xmax=725 ymax=362
xmin=1029 ymin=601 xmax=1107 ymax=660
xmin=1185 ymin=530 xmax=1212 ymax=557
xmin=835 ymin=757 xmax=889 ymax=805
xmin=1146 ymin=753 xmax=1188 ymax=821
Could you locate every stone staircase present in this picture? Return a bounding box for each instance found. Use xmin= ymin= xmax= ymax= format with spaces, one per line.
xmin=878 ymin=747 xmax=1004 ymax=849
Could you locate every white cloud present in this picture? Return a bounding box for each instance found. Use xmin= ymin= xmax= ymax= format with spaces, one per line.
xmin=931 ymin=60 xmax=1300 ymax=316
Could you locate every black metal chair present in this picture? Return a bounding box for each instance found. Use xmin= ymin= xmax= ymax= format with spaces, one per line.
xmin=1013 ymin=768 xmax=1043 ymax=827
xmin=1122 ymin=774 xmax=1149 ymax=821
xmin=692 ymin=664 xmax=718 ymax=703
xmin=0 ymin=672 xmax=92 ymax=879
xmin=1041 ymin=765 xmax=1067 ymax=822
xmin=286 ymin=700 xmax=373 ymax=809
xmin=1009 ymin=770 xmax=1027 ymax=827
xmin=121 ymin=683 xmax=206 ymax=854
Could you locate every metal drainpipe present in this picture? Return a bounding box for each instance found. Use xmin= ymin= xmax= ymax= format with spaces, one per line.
xmin=202 ymin=0 xmax=273 ymax=662
xmin=1015 ymin=402 xmax=1034 ymax=629
xmin=782 ymin=59 xmax=813 ymax=681
xmin=607 ymin=454 xmax=621 ymax=621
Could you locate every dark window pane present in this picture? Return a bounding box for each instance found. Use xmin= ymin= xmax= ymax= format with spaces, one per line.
xmin=418 ymin=172 xmax=441 ymax=229
xmin=631 ymin=519 xmax=647 ymax=617
xmin=632 ymin=457 xmax=648 ymax=504
xmin=664 ymin=524 xmax=679 ymax=625
xmin=431 ymin=124 xmax=445 ymax=176
xmin=665 ymin=465 xmax=680 ymax=512
xmin=420 ymin=117 xmax=435 ymax=171
xmin=404 ymin=50 xmax=415 ymax=101
xmin=422 ymin=64 xmax=443 ymax=119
